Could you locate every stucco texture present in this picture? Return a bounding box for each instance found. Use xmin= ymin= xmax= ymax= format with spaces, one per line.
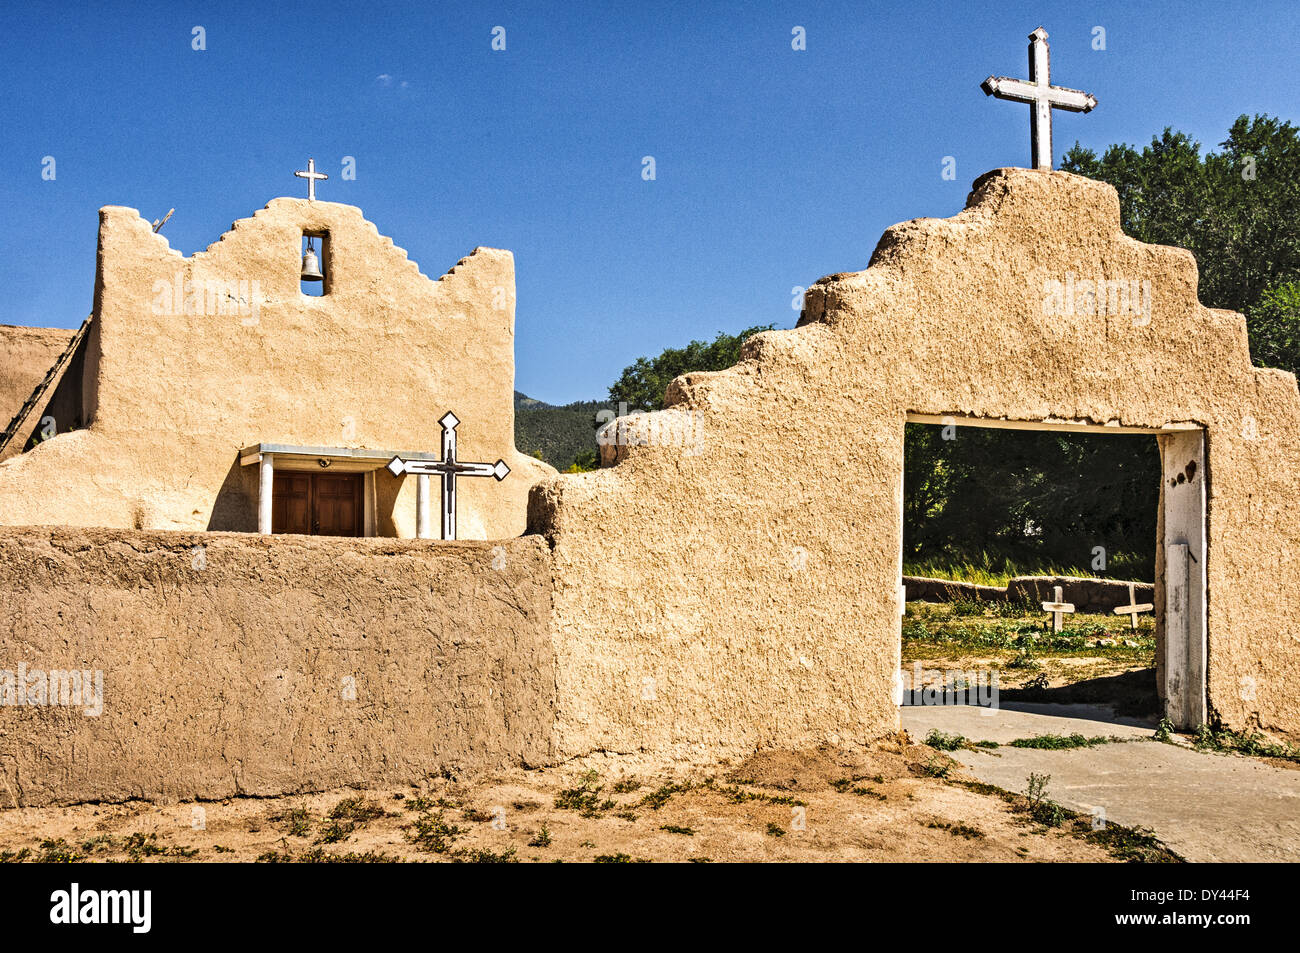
xmin=0 ymin=528 xmax=554 ymax=807
xmin=530 ymin=168 xmax=1300 ymax=757
xmin=0 ymin=200 xmax=552 ymax=538
xmin=0 ymin=325 xmax=74 ymax=461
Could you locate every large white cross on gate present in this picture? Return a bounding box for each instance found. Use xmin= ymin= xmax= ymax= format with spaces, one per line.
xmin=386 ymin=412 xmax=510 ymax=540
xmin=294 ymin=157 xmax=328 ymax=201
xmin=981 ymin=27 xmax=1097 ymax=171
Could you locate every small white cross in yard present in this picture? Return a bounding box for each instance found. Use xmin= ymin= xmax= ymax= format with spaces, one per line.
xmin=981 ymin=27 xmax=1097 ymax=171
xmin=1112 ymin=583 xmax=1154 ymax=631
xmin=1042 ymin=585 xmax=1075 ymax=633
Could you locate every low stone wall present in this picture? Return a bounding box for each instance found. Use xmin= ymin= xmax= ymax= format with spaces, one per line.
xmin=1006 ymin=576 xmax=1154 ymax=614
xmin=0 ymin=527 xmax=556 ymax=807
xmin=904 ymin=575 xmax=1153 ymax=614
xmin=901 ymin=576 xmax=1006 ymax=604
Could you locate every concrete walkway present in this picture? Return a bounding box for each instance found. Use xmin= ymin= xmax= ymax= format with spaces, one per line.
xmin=901 ymin=702 xmax=1300 ymax=862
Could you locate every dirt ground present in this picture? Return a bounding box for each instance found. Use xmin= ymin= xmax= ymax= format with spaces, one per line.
xmin=0 ymin=734 xmax=1166 ymax=863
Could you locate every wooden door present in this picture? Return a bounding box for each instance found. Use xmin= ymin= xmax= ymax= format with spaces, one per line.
xmin=272 ymin=473 xmax=312 ymax=535
xmin=271 ymin=472 xmax=363 ymax=537
xmin=313 ymin=473 xmax=362 ymax=537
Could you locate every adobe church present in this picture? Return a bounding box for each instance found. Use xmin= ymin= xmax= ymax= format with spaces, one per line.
xmin=4 ymin=31 xmax=1300 ymax=806
xmin=0 ymin=165 xmax=552 ymax=540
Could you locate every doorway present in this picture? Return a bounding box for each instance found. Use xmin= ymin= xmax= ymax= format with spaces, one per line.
xmin=271 ymin=471 xmax=363 ymax=537
xmin=901 ymin=415 xmax=1207 ymax=729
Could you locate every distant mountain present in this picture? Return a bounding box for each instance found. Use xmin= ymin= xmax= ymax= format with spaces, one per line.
xmin=514 ymin=391 xmax=605 ymax=470
xmin=514 ymin=390 xmax=552 ymax=410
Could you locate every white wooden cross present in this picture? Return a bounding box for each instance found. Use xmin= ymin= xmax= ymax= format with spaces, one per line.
xmin=294 ymin=157 xmax=329 ymax=202
xmin=1112 ymin=583 xmax=1154 ymax=631
xmin=386 ymin=412 xmax=510 ymax=540
xmin=1042 ymin=585 xmax=1075 ymax=633
xmin=981 ymin=27 xmax=1097 ymax=171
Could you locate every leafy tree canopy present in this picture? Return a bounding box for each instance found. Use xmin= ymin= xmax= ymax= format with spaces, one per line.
xmin=607 ymin=325 xmax=775 ymax=412
xmin=1061 ymin=114 xmax=1300 ymax=317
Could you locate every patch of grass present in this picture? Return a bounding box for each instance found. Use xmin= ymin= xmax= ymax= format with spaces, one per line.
xmin=904 ymin=554 xmax=1151 ymax=588
xmin=710 ymin=781 xmax=807 ymax=807
xmin=329 ymin=796 xmax=387 ymax=823
xmin=948 ymin=596 xmax=990 ymax=618
xmin=920 ymin=728 xmax=972 ymax=748
xmin=594 ymin=852 xmax=648 ymax=863
xmin=949 ymin=777 xmax=1182 ymax=862
xmin=77 ymin=833 xmax=197 ymax=861
xmin=1024 ymin=772 xmax=1064 ymax=827
xmin=314 ymin=796 xmax=388 ymax=844
xmin=1154 ymin=717 xmax=1175 ymax=743
xmin=901 ymin=603 xmax=1155 ymax=665
xmin=315 ymin=819 xmax=354 ymax=845
xmin=527 ymin=826 xmax=552 ymax=848
xmin=611 ymin=777 xmax=643 ymax=794
xmin=555 ymin=770 xmax=617 ymax=817
xmin=0 ymin=849 xmax=31 ymax=862
xmin=918 ymin=754 xmax=954 ymax=778
xmin=1008 ymin=733 xmax=1116 ymax=750
xmin=461 ymin=807 xmax=495 ymax=823
xmin=258 ymin=847 xmax=402 ymax=863
xmin=405 ymin=809 xmax=464 ymax=854
xmin=639 ymin=782 xmax=691 ymax=810
xmin=764 ymin=822 xmax=786 ymax=838
xmin=659 ymin=824 xmax=696 ymax=836
xmin=404 ymin=795 xmax=458 ymax=813
xmin=925 ymin=729 xmax=969 ymax=751
xmin=37 ymin=839 xmax=83 ymax=863
xmin=453 ymin=847 xmax=518 ymax=863
xmin=270 ymin=805 xmax=313 ymax=837
xmin=1086 ymin=824 xmax=1179 ymax=863
xmin=927 ymin=819 xmax=985 ymax=839
xmin=1190 ymin=725 xmax=1300 ymax=763
xmin=124 ymin=833 xmax=199 ymax=861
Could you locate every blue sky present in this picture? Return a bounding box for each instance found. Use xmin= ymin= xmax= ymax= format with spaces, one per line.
xmin=2 ymin=1 xmax=1298 ymax=403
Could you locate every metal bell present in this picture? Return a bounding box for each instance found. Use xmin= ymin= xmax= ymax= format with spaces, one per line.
xmin=300 ymin=240 xmax=323 ymax=282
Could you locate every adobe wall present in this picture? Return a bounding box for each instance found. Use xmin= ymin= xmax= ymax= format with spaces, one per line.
xmin=0 ymin=325 xmax=74 ymax=461
xmin=0 ymin=527 xmax=555 ymax=807
xmin=530 ymin=168 xmax=1300 ymax=756
xmin=0 ymin=201 xmax=553 ymax=538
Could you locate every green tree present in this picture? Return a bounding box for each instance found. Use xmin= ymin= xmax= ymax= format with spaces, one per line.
xmin=1061 ymin=114 xmax=1300 ymax=316
xmin=607 ymin=326 xmax=775 ymax=411
xmin=1247 ymin=282 xmax=1300 ymax=377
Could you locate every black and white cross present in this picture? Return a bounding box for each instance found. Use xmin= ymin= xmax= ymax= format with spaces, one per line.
xmin=981 ymin=27 xmax=1097 ymax=171
xmin=386 ymin=412 xmax=509 ymax=541
xmin=294 ymin=157 xmax=328 ymax=202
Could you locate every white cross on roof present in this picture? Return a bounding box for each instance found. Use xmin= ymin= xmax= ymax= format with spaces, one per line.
xmin=294 ymin=157 xmax=328 ymax=201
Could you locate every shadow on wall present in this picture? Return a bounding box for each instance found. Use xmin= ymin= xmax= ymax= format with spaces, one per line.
xmin=206 ymin=459 xmax=258 ymax=532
